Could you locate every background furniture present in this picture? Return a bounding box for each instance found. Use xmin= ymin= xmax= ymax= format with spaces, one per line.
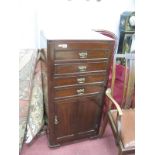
xmin=104 ymin=53 xmax=135 ymax=155
xmin=42 ymin=30 xmax=115 ymax=147
xmin=117 ymin=11 xmax=135 ymax=54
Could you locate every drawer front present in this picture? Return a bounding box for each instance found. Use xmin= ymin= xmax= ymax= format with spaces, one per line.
xmin=54 ymin=73 xmax=106 ymax=87
xmin=54 ymin=85 xmax=103 ymax=99
xmin=55 ymin=50 xmax=110 ymax=61
xmin=54 ymin=41 xmax=111 ymax=50
xmin=54 ymin=61 xmax=108 ymax=75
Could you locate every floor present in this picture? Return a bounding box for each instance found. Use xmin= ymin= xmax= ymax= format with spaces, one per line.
xmin=20 ymin=125 xmax=130 ymax=155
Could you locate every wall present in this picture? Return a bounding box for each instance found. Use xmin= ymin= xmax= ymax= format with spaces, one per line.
xmin=19 ymin=0 xmax=39 ymax=49
xmin=19 ymin=0 xmax=135 ymax=49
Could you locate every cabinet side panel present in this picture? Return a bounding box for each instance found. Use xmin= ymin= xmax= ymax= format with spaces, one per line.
xmin=47 ymin=41 xmax=58 ymax=146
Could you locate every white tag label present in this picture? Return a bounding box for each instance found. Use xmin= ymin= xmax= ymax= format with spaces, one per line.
xmin=58 ymin=44 xmax=68 ymax=48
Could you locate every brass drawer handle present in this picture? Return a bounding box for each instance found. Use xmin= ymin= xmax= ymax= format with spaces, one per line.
xmin=77 ymin=88 xmax=85 ymax=95
xmin=78 ymin=66 xmax=87 ymax=72
xmin=54 ymin=115 xmax=59 ymax=125
xmin=79 ymin=51 xmax=87 ymax=59
xmin=77 ymin=77 xmax=85 ymax=84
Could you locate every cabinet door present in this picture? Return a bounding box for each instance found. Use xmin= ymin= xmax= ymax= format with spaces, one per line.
xmin=54 ymin=99 xmax=78 ymax=140
xmin=76 ymin=95 xmax=103 ymax=136
xmin=54 ymin=95 xmax=103 ymax=143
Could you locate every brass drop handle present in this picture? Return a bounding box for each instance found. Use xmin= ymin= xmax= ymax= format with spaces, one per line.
xmin=54 ymin=115 xmax=59 ymax=125
xmin=77 ymin=77 xmax=85 ymax=84
xmin=78 ymin=66 xmax=87 ymax=72
xmin=77 ymin=88 xmax=85 ymax=95
xmin=79 ymin=51 xmax=88 ymax=59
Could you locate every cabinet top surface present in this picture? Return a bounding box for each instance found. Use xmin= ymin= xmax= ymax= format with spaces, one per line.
xmin=41 ymin=29 xmax=114 ymax=41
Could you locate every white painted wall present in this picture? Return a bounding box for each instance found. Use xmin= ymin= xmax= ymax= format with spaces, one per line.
xmin=19 ymin=0 xmax=39 ymax=49
xmin=19 ymin=0 xmax=135 ymax=49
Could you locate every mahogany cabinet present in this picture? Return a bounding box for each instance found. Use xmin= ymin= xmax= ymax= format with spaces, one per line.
xmin=42 ymin=30 xmax=115 ymax=147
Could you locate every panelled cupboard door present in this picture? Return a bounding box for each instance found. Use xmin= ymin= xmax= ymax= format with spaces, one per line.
xmin=54 ymin=95 xmax=103 ymax=143
xmin=77 ymin=95 xmax=102 ymax=135
xmin=54 ymin=99 xmax=78 ymax=139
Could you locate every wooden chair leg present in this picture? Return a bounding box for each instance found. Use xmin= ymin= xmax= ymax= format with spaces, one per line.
xmin=99 ymin=114 xmax=108 ymax=137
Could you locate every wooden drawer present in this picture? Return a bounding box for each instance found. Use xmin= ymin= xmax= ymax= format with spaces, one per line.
xmin=54 ymin=73 xmax=106 ymax=87
xmin=54 ymin=85 xmax=103 ymax=99
xmin=54 ymin=61 xmax=108 ymax=75
xmin=55 ymin=50 xmax=110 ymax=61
xmin=54 ymin=41 xmax=111 ymax=50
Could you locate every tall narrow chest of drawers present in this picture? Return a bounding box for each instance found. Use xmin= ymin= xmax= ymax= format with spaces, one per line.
xmin=42 ymin=30 xmax=115 ymax=147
